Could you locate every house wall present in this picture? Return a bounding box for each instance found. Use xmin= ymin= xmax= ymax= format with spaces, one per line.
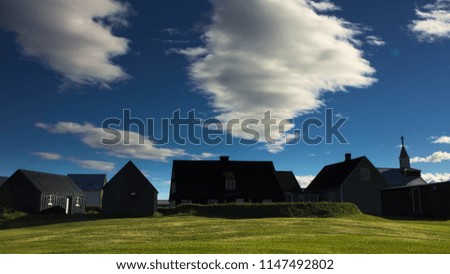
xmin=39 ymin=194 xmax=86 ymax=214
xmin=84 ymin=190 xmax=102 ymax=207
xmin=341 ymin=160 xmax=389 ymax=215
xmin=0 ymin=173 xmax=41 ymax=213
xmin=381 ymin=182 xmax=450 ymax=218
xmin=103 ymin=181 xmax=157 ymax=215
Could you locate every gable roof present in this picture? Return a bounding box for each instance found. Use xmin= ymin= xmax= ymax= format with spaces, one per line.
xmin=15 ymin=170 xmax=85 ymax=196
xmin=275 ymin=171 xmax=302 ymax=193
xmin=0 ymin=176 xmax=8 ymax=186
xmin=306 ymin=157 xmax=366 ymax=191
xmin=105 ymin=161 xmax=158 ymax=193
xmin=171 ymin=159 xmax=284 ymax=200
xmin=67 ymin=174 xmax=107 ymax=191
xmin=378 ymin=168 xmax=426 ymax=187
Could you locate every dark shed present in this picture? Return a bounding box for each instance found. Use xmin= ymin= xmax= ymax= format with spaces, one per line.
xmin=381 ymin=181 xmax=450 ymax=218
xmin=102 ymin=161 xmax=158 ymax=215
xmin=0 ymin=170 xmax=86 ymax=214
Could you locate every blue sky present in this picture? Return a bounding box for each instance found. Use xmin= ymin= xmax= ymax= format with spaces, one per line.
xmin=1 ymin=0 xmax=450 ymax=199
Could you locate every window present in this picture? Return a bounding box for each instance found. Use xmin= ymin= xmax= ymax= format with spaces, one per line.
xmin=170 ymin=182 xmax=176 ymax=194
xmin=262 ymin=199 xmax=272 ymax=204
xmin=48 ymin=195 xmax=53 ymax=206
xmin=329 ymin=192 xmax=336 ymax=202
xmin=361 ymin=168 xmax=370 ymax=181
xmin=235 ymin=198 xmax=245 ymax=204
xmin=75 ymin=197 xmax=80 ymax=207
xmin=181 ymin=199 xmax=192 ymax=205
xmin=208 ymin=199 xmax=218 ymax=205
xmin=223 ymin=172 xmax=236 ymax=190
xmin=225 ymin=179 xmax=236 ymax=190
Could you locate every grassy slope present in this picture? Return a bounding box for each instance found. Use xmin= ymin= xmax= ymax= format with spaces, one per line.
xmin=0 ymin=215 xmax=449 ymax=254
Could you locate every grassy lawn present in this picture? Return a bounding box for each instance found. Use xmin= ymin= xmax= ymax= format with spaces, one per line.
xmin=0 ymin=214 xmax=449 ymax=254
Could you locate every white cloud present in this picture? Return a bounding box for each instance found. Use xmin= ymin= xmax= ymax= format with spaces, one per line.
xmin=366 ymin=35 xmax=386 ymax=46
xmin=411 ymin=151 xmax=450 ymax=163
xmin=36 ymin=121 xmax=213 ymax=162
xmin=410 ymin=0 xmax=450 ymax=42
xmin=295 ymin=175 xmax=315 ymax=188
xmin=308 ymin=0 xmax=340 ymax=12
xmin=0 ymin=0 xmax=130 ymax=87
xmin=167 ymin=47 xmax=209 ymax=61
xmin=432 ymin=135 xmax=450 ymax=144
xmin=75 ymin=160 xmax=115 ymax=172
xmin=422 ymin=172 xmax=450 ymax=183
xmin=32 ymin=152 xmax=63 ymax=160
xmin=181 ymin=0 xmax=376 ymax=151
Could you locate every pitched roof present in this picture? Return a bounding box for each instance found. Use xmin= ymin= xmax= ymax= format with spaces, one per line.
xmin=105 ymin=161 xmax=158 ymax=193
xmin=306 ymin=157 xmax=366 ymax=191
xmin=67 ymin=174 xmax=107 ymax=191
xmin=17 ymin=170 xmax=85 ymax=196
xmin=378 ymin=168 xmax=426 ymax=187
xmin=0 ymin=176 xmax=8 ymax=186
xmin=275 ymin=171 xmax=302 ymax=193
xmin=171 ymin=159 xmax=284 ymax=200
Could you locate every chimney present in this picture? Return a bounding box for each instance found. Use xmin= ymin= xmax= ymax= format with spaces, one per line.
xmin=345 ymin=153 xmax=352 ymax=162
xmin=219 ymin=156 xmax=229 ymax=162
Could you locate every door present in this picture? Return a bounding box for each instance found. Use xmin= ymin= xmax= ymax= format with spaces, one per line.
xmin=412 ymin=188 xmax=421 ymax=214
xmin=65 ymin=197 xmax=72 ymax=215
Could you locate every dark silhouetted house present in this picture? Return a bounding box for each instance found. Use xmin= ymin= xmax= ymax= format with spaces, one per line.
xmin=305 ymin=154 xmax=389 ymax=215
xmin=275 ymin=171 xmax=303 ymax=202
xmin=0 ymin=176 xmax=8 ymax=187
xmin=381 ymin=181 xmax=450 ymax=218
xmin=378 ymin=137 xmax=426 ymax=187
xmin=169 ymin=156 xmax=285 ymax=207
xmin=102 ymin=161 xmax=158 ymax=215
xmin=0 ymin=170 xmax=85 ymax=214
xmin=68 ymin=174 xmax=107 ymax=207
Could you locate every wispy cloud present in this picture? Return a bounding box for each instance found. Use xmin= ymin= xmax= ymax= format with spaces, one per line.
xmin=178 ymin=0 xmax=376 ymax=152
xmin=31 ymin=150 xmax=115 ymax=171
xmin=366 ymin=35 xmax=386 ymax=46
xmin=410 ymin=0 xmax=450 ymax=42
xmin=411 ymin=151 xmax=450 ymax=163
xmin=0 ymin=0 xmax=131 ymax=87
xmin=422 ymin=172 xmax=450 ymax=183
xmin=432 ymin=135 xmax=450 ymax=144
xmin=296 ymin=175 xmax=315 ymax=188
xmin=75 ymin=160 xmax=115 ymax=172
xmin=32 ymin=152 xmax=63 ymax=160
xmin=36 ymin=121 xmax=213 ymax=162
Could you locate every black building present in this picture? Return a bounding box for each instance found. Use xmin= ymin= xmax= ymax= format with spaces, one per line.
xmin=102 ymin=161 xmax=158 ymax=215
xmin=169 ymin=156 xmax=285 ymax=207
xmin=0 ymin=170 xmax=86 ymax=214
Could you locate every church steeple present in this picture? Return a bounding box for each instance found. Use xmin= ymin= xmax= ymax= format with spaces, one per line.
xmin=399 ymin=136 xmax=411 ymax=169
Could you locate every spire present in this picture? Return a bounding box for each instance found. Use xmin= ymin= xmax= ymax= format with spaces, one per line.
xmin=399 ymin=136 xmax=410 ymax=169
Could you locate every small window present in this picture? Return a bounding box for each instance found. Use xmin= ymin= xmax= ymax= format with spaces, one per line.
xmin=235 ymin=198 xmax=245 ymax=204
xmin=361 ymin=168 xmax=370 ymax=181
xmin=225 ymin=179 xmax=236 ymax=190
xmin=131 ymin=192 xmax=136 ymax=196
xmin=224 ymin=172 xmax=236 ymax=190
xmin=262 ymin=199 xmax=272 ymax=204
xmin=48 ymin=195 xmax=53 ymax=206
xmin=329 ymin=192 xmax=336 ymax=202
xmin=181 ymin=199 xmax=192 ymax=205
xmin=208 ymin=199 xmax=218 ymax=205
xmin=75 ymin=197 xmax=80 ymax=207
xmin=170 ymin=182 xmax=176 ymax=194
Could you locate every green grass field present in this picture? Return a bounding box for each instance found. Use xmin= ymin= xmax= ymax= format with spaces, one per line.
xmin=0 ymin=214 xmax=449 ymax=254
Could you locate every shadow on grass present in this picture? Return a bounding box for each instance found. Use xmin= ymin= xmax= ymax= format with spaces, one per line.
xmin=380 ymin=215 xmax=449 ymax=222
xmin=0 ymin=213 xmax=155 ymax=230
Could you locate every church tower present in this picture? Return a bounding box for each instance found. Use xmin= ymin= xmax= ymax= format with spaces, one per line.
xmin=399 ymin=136 xmax=411 ymax=169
